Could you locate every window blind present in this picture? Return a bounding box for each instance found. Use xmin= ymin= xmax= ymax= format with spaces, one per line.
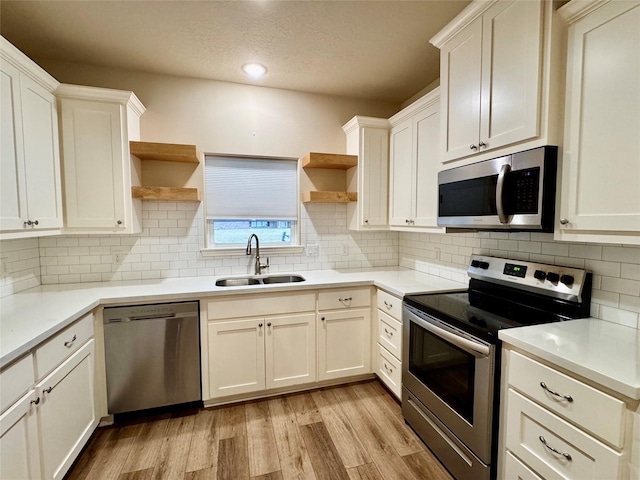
xmin=205 ymin=156 xmax=298 ymax=220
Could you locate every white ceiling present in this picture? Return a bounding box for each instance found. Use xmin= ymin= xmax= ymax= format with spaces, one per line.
xmin=0 ymin=0 xmax=470 ymax=103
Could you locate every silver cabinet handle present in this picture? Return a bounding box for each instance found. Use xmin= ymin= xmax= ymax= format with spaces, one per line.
xmin=539 ymin=436 xmax=572 ymax=461
xmin=384 ymin=300 xmax=392 ymax=309
xmin=43 ymin=386 xmax=53 ymax=394
xmin=258 ymin=323 xmax=263 ymax=328
xmin=384 ymin=328 xmax=393 ymax=337
xmin=559 ymin=218 xmax=569 ymax=225
xmin=24 ymin=220 xmax=33 ymax=226
xmin=33 ymin=220 xmax=39 ymax=226
xmin=64 ymin=334 xmax=77 ymax=348
xmin=479 ymin=141 xmax=487 ymax=149
xmin=470 ymin=144 xmax=478 ymax=150
xmin=540 ymin=382 xmax=573 ymax=402
xmin=30 ymin=397 xmax=40 ymax=405
xmin=339 ymin=297 xmax=352 ymax=303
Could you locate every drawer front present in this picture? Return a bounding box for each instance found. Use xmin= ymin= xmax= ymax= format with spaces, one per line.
xmin=0 ymin=354 xmax=34 ymax=414
xmin=377 ymin=289 xmax=401 ymax=320
xmin=35 ymin=313 xmax=94 ymax=380
xmin=506 ymin=389 xmax=622 ymax=480
xmin=377 ymin=344 xmax=401 ymax=399
xmin=318 ymin=287 xmax=371 ymax=311
xmin=208 ymin=291 xmax=316 ymax=320
xmin=508 ymin=350 xmax=625 ymax=448
xmin=378 ymin=310 xmax=401 ymax=360
xmin=503 ymin=451 xmax=543 ymax=480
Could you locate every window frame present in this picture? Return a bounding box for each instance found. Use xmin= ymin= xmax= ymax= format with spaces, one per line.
xmin=200 ymin=153 xmax=303 ymax=256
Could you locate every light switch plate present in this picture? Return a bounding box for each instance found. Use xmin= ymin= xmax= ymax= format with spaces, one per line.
xmin=306 ymin=244 xmax=319 ymax=256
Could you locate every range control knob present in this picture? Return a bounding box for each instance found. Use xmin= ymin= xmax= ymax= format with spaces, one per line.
xmin=561 ymin=275 xmax=575 ymax=286
xmin=534 ymin=270 xmax=547 ymax=281
xmin=471 ymin=260 xmax=480 ymax=268
xmin=478 ymin=261 xmax=490 ymax=270
xmin=546 ymin=272 xmax=560 ymax=283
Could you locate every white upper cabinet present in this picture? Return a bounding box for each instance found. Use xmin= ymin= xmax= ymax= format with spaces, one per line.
xmin=389 ymin=88 xmax=443 ymax=231
xmin=57 ymin=85 xmax=145 ymax=234
xmin=342 ymin=116 xmax=390 ymax=230
xmin=1 ymin=36 xmax=63 ymax=238
xmin=432 ymin=0 xmax=562 ymax=165
xmin=556 ymin=0 xmax=640 ymax=245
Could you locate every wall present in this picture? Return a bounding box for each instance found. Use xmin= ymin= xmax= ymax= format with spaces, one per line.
xmin=37 ymin=202 xmax=398 ymax=283
xmin=399 ymin=231 xmax=640 ymax=329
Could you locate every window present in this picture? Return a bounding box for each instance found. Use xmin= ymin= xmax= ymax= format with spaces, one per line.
xmin=204 ymin=155 xmax=299 ymax=249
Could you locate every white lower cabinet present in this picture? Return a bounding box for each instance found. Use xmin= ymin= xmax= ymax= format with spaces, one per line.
xmin=499 ymin=347 xmax=629 ymax=480
xmin=207 ymin=310 xmax=316 ymax=399
xmin=0 ymin=313 xmax=97 ymax=480
xmin=0 ymin=390 xmax=41 ymax=480
xmin=375 ymin=289 xmax=403 ymax=398
xmin=38 ymin=340 xmax=96 ymax=480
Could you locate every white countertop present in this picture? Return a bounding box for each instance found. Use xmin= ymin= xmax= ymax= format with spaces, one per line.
xmin=499 ymin=319 xmax=640 ymax=400
xmin=0 ymin=267 xmax=465 ymax=368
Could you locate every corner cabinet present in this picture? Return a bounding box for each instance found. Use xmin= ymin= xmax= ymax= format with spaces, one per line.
xmin=0 ymin=36 xmax=63 ymax=239
xmin=555 ymin=0 xmax=640 ymax=245
xmin=432 ymin=0 xmax=563 ymax=164
xmin=57 ymin=84 xmax=146 ymax=234
xmin=388 ymin=88 xmax=443 ymax=231
xmin=342 ymin=116 xmax=390 ymax=230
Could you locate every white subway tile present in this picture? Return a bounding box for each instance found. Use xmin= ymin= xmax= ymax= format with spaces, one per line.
xmin=601 ymin=276 xmax=640 ymax=296
xmin=569 ymin=244 xmax=602 ymax=260
xmin=622 ymin=264 xmax=640 ymax=281
xmin=603 ymin=246 xmax=640 ymax=264
xmin=584 ymin=260 xmax=621 ymax=278
xmin=600 ymin=305 xmax=639 ymax=329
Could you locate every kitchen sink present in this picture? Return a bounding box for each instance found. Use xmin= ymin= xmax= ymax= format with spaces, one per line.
xmin=215 ymin=274 xmax=305 ymax=287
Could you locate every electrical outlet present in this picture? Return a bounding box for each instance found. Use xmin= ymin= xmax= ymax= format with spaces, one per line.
xmin=306 ymin=244 xmax=319 ymax=257
xmin=341 ymin=244 xmax=349 ymax=256
xmin=113 ymin=249 xmax=126 ymax=264
xmin=0 ymin=257 xmax=8 ymax=276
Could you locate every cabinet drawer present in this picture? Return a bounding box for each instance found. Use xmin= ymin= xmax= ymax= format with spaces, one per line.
xmin=508 ymin=350 xmax=625 ymax=448
xmin=377 ymin=344 xmax=401 ymax=399
xmin=378 ymin=310 xmax=401 ymax=360
xmin=35 ymin=313 xmax=94 ymax=380
xmin=318 ymin=287 xmax=371 ymax=311
xmin=0 ymin=354 xmax=34 ymax=414
xmin=208 ymin=291 xmax=315 ymax=320
xmin=506 ymin=389 xmax=622 ymax=480
xmin=377 ymin=289 xmax=401 ymax=320
xmin=503 ymin=451 xmax=543 ymax=480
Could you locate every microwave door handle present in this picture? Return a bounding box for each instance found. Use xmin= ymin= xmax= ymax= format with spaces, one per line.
xmin=406 ymin=309 xmax=490 ymax=357
xmin=496 ymin=164 xmax=511 ymax=224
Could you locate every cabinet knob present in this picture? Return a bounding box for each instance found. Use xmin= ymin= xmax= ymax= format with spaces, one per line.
xmin=30 ymin=397 xmax=40 ymax=405
xmin=43 ymin=386 xmax=53 ymax=394
xmin=470 ymin=144 xmax=478 ymax=150
xmin=267 ymin=322 xmax=272 ymax=327
xmin=478 ymin=141 xmax=487 ymax=149
xmin=364 ymin=219 xmax=369 ymax=224
xmin=559 ymin=218 xmax=569 ymax=225
xmin=258 ymin=323 xmax=263 ymax=328
xmin=117 ymin=220 xmax=123 ymax=225
xmin=321 ymin=317 xmax=325 ymax=321
xmin=24 ymin=220 xmax=32 ymax=226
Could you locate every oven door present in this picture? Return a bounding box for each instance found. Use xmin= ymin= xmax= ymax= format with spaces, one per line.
xmin=402 ymin=304 xmax=495 ymax=463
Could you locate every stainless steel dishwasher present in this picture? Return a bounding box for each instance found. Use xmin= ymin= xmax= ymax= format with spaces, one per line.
xmin=103 ymin=301 xmax=201 ymax=414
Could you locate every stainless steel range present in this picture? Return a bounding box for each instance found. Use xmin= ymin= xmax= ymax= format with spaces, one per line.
xmin=402 ymin=255 xmax=592 ymax=480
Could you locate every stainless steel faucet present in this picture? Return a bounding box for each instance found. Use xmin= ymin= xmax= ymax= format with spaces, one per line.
xmin=246 ymin=234 xmax=269 ymax=275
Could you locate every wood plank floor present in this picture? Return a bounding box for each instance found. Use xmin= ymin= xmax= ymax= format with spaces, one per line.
xmin=66 ymin=380 xmax=453 ymax=480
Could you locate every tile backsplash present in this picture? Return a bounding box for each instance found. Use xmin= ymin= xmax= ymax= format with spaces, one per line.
xmin=2 ymin=206 xmax=639 ymax=330
xmin=399 ymin=231 xmax=640 ymax=329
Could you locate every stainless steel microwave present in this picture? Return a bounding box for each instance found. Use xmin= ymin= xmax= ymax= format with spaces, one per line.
xmin=437 ymin=146 xmax=557 ymax=231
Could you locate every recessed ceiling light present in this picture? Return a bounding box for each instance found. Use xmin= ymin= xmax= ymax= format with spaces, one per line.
xmin=242 ymin=63 xmax=267 ymax=78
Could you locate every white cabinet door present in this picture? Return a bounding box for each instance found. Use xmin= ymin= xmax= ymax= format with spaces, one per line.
xmin=318 ymin=308 xmax=371 ymax=381
xmin=0 ymin=61 xmax=27 ymax=231
xmin=60 ymin=99 xmax=127 ymax=231
xmin=0 ymin=390 xmax=41 ymax=480
xmin=359 ymin=127 xmax=389 ymax=228
xmin=558 ymin=1 xmax=640 ymax=241
xmin=389 ymin=117 xmax=414 ymax=227
xmin=479 ymin=0 xmax=542 ymax=152
xmin=37 ymin=340 xmax=96 ymax=480
xmin=413 ymin=99 xmax=441 ymax=228
xmin=208 ymin=318 xmax=266 ymax=398
xmin=265 ymin=313 xmax=316 ymax=389
xmin=440 ymin=17 xmax=483 ymax=162
xmin=20 ymin=74 xmax=62 ymax=230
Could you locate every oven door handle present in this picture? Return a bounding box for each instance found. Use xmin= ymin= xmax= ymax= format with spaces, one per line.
xmin=406 ymin=310 xmax=491 ymax=357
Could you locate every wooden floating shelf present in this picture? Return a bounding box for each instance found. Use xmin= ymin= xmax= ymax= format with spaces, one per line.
xmin=302 ymin=191 xmax=357 ymax=203
xmin=301 ymin=152 xmax=357 ymax=169
xmin=132 ymin=186 xmax=201 ymax=202
xmin=130 ymin=141 xmax=200 ymax=164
